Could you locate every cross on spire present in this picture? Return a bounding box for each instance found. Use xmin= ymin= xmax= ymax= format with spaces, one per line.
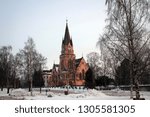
xmin=62 ymin=20 xmax=73 ymax=46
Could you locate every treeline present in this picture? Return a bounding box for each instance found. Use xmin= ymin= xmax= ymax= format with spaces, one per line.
xmin=84 ymin=67 xmax=115 ymax=89
xmin=0 ymin=38 xmax=46 ymax=93
xmin=85 ymin=52 xmax=150 ymax=89
xmin=116 ymin=59 xmax=150 ymax=85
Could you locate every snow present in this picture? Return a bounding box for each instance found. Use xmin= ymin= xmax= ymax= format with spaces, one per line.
xmin=0 ymin=88 xmax=150 ymax=100
xmin=10 ymin=88 xmax=29 ymax=96
xmin=0 ymin=89 xmax=9 ymax=96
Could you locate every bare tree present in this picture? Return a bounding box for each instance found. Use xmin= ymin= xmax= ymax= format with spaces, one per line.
xmin=98 ymin=0 xmax=150 ymax=99
xmin=0 ymin=46 xmax=13 ymax=93
xmin=11 ymin=53 xmax=24 ymax=88
xmin=87 ymin=52 xmax=102 ymax=78
xmin=18 ymin=38 xmax=46 ymax=95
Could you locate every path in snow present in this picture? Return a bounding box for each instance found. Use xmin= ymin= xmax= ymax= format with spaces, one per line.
xmin=0 ymin=88 xmax=149 ymax=100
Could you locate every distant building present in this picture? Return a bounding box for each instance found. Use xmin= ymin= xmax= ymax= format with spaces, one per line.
xmin=42 ymin=70 xmax=52 ymax=87
xmin=43 ymin=22 xmax=89 ymax=86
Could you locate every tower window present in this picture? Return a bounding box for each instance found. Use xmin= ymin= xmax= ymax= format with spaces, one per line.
xmin=82 ymin=69 xmax=85 ymax=79
xmin=68 ymin=47 xmax=71 ymax=53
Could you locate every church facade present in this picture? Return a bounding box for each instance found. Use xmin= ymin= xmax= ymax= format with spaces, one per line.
xmin=43 ymin=22 xmax=89 ymax=86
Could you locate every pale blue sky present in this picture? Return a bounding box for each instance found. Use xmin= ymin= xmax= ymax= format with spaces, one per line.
xmin=0 ymin=0 xmax=106 ymax=69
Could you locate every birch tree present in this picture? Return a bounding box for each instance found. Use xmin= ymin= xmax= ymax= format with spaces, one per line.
xmin=98 ymin=0 xmax=150 ymax=99
xmin=19 ymin=38 xmax=46 ymax=95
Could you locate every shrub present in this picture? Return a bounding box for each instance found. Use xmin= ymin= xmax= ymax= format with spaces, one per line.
xmin=47 ymin=94 xmax=53 ymax=97
xmin=64 ymin=91 xmax=69 ymax=95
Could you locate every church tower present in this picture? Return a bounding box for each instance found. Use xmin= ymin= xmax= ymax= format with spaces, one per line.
xmin=59 ymin=21 xmax=76 ymax=85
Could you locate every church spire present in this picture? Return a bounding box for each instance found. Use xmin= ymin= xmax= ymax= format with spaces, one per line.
xmin=63 ymin=20 xmax=73 ymax=46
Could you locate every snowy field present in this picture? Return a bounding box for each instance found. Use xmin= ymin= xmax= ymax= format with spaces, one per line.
xmin=0 ymin=88 xmax=150 ymax=100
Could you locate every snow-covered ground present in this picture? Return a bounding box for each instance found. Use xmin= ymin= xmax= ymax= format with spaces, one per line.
xmin=0 ymin=88 xmax=150 ymax=100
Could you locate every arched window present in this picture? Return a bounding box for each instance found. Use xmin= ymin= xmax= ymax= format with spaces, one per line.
xmin=82 ymin=69 xmax=85 ymax=79
xmin=68 ymin=59 xmax=73 ymax=69
xmin=68 ymin=59 xmax=71 ymax=69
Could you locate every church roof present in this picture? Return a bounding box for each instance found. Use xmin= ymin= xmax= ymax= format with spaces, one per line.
xmin=75 ymin=57 xmax=83 ymax=68
xmin=54 ymin=64 xmax=59 ymax=67
xmin=62 ymin=22 xmax=73 ymax=46
xmin=53 ymin=64 xmax=59 ymax=72
xmin=53 ymin=64 xmax=59 ymax=68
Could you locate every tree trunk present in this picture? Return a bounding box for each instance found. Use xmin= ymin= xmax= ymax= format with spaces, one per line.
xmin=28 ymin=80 xmax=31 ymax=92
xmin=14 ymin=80 xmax=16 ymax=88
xmin=13 ymin=76 xmax=16 ymax=89
xmin=7 ymin=87 xmax=10 ymax=94
xmin=6 ymin=73 xmax=10 ymax=94
xmin=0 ymin=80 xmax=3 ymax=91
xmin=1 ymin=86 xmax=3 ymax=91
xmin=30 ymin=78 xmax=33 ymax=96
xmin=40 ymin=87 xmax=41 ymax=93
xmin=129 ymin=61 xmax=133 ymax=99
xmin=135 ymin=77 xmax=140 ymax=99
xmin=130 ymin=78 xmax=133 ymax=98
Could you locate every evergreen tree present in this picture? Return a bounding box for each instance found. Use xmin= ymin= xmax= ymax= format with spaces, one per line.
xmin=95 ymin=76 xmax=115 ymax=87
xmin=85 ymin=68 xmax=95 ymax=89
xmin=33 ymin=69 xmax=44 ymax=93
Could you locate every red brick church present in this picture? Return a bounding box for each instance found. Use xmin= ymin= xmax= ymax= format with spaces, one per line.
xmin=43 ymin=22 xmax=89 ymax=86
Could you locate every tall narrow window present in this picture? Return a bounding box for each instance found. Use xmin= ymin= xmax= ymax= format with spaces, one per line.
xmin=82 ymin=69 xmax=85 ymax=79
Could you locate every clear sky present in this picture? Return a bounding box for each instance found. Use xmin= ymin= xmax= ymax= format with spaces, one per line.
xmin=0 ymin=0 xmax=107 ymax=69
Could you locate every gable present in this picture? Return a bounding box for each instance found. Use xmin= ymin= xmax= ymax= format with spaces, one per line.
xmin=76 ymin=57 xmax=89 ymax=72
